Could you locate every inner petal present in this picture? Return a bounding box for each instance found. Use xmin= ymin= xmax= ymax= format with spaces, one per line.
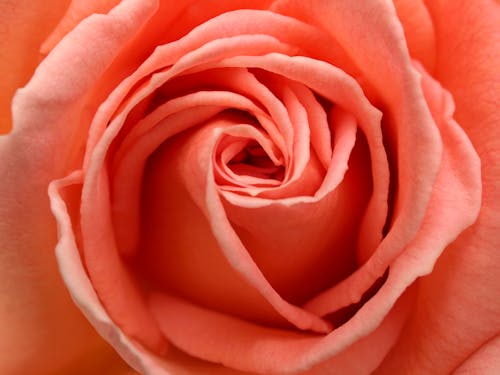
xmin=137 ymin=116 xmax=332 ymax=333
xmin=222 ymin=139 xmax=285 ymax=183
xmin=214 ymin=125 xmax=285 ymax=191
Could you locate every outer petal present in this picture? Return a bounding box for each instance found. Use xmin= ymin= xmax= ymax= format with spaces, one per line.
xmin=0 ymin=0 xmax=69 ymax=133
xmin=41 ymin=0 xmax=121 ymax=53
xmin=392 ymin=0 xmax=436 ymax=71
xmin=376 ymin=0 xmax=500 ymax=373
xmin=0 ymin=0 xmax=159 ymax=373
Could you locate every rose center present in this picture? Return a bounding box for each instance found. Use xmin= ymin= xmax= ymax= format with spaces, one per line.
xmin=227 ymin=140 xmax=285 ymax=181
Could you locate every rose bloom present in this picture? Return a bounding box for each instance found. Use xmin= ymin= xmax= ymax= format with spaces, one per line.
xmin=1 ymin=0 xmax=499 ymax=374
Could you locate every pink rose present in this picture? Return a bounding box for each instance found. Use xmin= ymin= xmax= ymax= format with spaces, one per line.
xmin=1 ymin=1 xmax=499 ymax=374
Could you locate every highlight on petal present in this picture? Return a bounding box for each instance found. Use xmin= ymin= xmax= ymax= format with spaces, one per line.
xmin=0 ymin=0 xmax=69 ymax=133
xmin=41 ymin=0 xmax=121 ymax=53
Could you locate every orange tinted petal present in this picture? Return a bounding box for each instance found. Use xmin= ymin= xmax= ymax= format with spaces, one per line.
xmin=0 ymin=0 xmax=69 ymax=133
xmin=393 ymin=0 xmax=436 ymax=71
xmin=453 ymin=335 xmax=500 ymax=375
xmin=0 ymin=0 xmax=162 ymax=373
xmin=41 ymin=0 xmax=120 ymax=53
xmin=376 ymin=0 xmax=500 ymax=373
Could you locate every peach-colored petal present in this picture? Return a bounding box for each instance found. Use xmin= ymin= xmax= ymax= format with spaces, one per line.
xmin=0 ymin=0 xmax=69 ymax=133
xmin=81 ymin=164 xmax=167 ymax=353
xmin=49 ymin=172 xmax=175 ymax=375
xmin=425 ymin=0 xmax=500 ymax=230
xmin=306 ymin=66 xmax=481 ymax=322
xmin=149 ymin=287 xmax=412 ymax=374
xmin=373 ymin=70 xmax=484 ymax=373
xmin=141 ymin=116 xmax=332 ymax=333
xmin=275 ymin=0 xmax=441 ymax=247
xmin=81 ymin=8 xmax=355 ymax=164
xmin=0 ymin=157 xmax=99 ymax=375
xmin=112 ymin=89 xmax=273 ymax=256
xmin=0 ymin=0 xmax=161 ymax=373
xmin=156 ymin=0 xmax=274 ymax=42
xmin=392 ymin=0 xmax=436 ymax=71
xmin=51 ymin=172 xmax=253 ymax=375
xmin=222 ymin=111 xmax=369 ymax=306
xmin=375 ymin=1 xmax=500 ymax=372
xmin=41 ymin=0 xmax=121 ymax=53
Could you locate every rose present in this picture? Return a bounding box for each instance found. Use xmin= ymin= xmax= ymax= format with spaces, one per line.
xmin=1 ymin=1 xmax=498 ymax=374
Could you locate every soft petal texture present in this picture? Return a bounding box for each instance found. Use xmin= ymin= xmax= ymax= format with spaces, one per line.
xmin=7 ymin=1 xmax=492 ymax=375
xmin=0 ymin=0 xmax=69 ymax=133
xmin=0 ymin=0 xmax=159 ymax=373
xmin=53 ymin=340 xmax=139 ymax=375
xmin=70 ymin=8 xmax=363 ymax=351
xmin=41 ymin=0 xmax=121 ymax=52
xmin=453 ymin=335 xmax=500 ymax=375
xmin=149 ymin=289 xmax=413 ymax=374
xmin=50 ymin=173 xmax=251 ymax=374
xmin=35 ymin=1 xmax=300 ymax=374
xmin=375 ymin=0 xmax=500 ymax=373
xmin=272 ymin=0 xmax=442 ymax=288
xmin=95 ymin=17 xmax=478 ymax=375
xmin=392 ymin=0 xmax=436 ymax=71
